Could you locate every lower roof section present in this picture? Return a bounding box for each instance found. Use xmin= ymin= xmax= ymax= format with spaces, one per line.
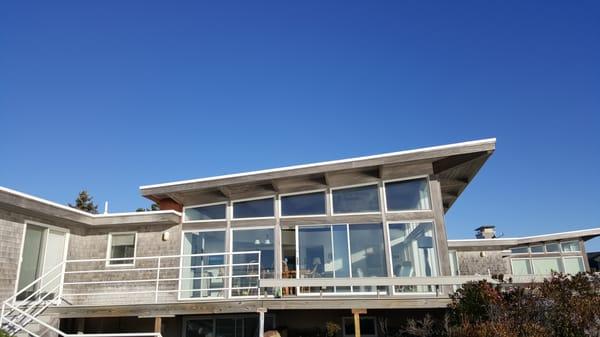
xmin=0 ymin=186 xmax=181 ymax=227
xmin=448 ymin=227 xmax=600 ymax=251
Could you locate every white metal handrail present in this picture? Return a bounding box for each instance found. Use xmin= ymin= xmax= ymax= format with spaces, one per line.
xmin=60 ymin=251 xmax=263 ymax=305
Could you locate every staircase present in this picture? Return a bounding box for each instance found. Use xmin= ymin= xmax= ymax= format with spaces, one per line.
xmin=1 ymin=262 xmax=160 ymax=337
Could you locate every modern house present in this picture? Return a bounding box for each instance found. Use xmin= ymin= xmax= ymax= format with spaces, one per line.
xmin=0 ymin=138 xmax=598 ymax=337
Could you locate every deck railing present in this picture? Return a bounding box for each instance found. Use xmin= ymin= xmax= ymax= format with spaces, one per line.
xmin=61 ymin=251 xmax=262 ymax=305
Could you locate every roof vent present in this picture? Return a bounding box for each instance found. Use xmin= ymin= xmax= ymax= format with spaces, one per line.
xmin=475 ymin=225 xmax=496 ymax=239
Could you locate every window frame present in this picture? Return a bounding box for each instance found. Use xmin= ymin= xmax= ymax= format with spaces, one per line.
xmin=386 ymin=219 xmax=439 ymax=296
xmin=294 ymin=222 xmax=390 ymax=296
xmin=279 ymin=189 xmax=327 ymax=218
xmin=178 ymin=228 xmax=228 ymax=301
xmin=330 ymin=183 xmax=381 ymax=216
xmin=183 ymin=201 xmax=228 ymax=223
xmin=510 ymin=258 xmax=533 ymax=275
xmin=561 ymin=240 xmax=581 ymax=253
xmin=231 ymin=196 xmax=276 ymax=220
xmin=545 ymin=242 xmax=561 ymax=253
xmin=510 ymin=246 xmax=530 ymax=254
xmin=229 ymin=225 xmax=276 ymax=299
xmin=562 ymin=256 xmax=586 ymax=274
xmin=106 ymin=231 xmax=137 ymax=267
xmin=382 ymin=175 xmax=432 ymax=213
xmin=530 ymin=257 xmax=563 ymax=275
xmin=529 ymin=244 xmax=545 ymax=254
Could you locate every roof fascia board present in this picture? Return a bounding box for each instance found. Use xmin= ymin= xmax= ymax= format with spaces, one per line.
xmin=448 ymin=227 xmax=600 ymax=248
xmin=140 ymin=138 xmax=496 ymax=196
xmin=0 ymin=186 xmax=181 ymax=227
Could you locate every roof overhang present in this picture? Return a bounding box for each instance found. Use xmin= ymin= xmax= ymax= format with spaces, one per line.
xmin=140 ymin=138 xmax=496 ymax=212
xmin=0 ymin=187 xmax=181 ymax=227
xmin=448 ymin=228 xmax=600 ymax=251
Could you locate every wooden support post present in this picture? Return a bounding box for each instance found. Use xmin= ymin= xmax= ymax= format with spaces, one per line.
xmin=258 ymin=308 xmax=267 ymax=337
xmin=351 ymin=309 xmax=367 ymax=337
xmin=154 ymin=317 xmax=162 ymax=334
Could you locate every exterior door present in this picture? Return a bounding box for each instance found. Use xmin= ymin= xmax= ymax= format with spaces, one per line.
xmin=17 ymin=224 xmax=68 ymax=300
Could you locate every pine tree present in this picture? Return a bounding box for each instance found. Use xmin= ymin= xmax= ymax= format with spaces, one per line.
xmin=136 ymin=203 xmax=160 ymax=212
xmin=68 ymin=190 xmax=99 ymax=214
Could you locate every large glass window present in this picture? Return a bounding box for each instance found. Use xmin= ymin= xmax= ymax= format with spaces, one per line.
xmin=184 ymin=203 xmax=226 ymax=221
xmin=233 ymin=198 xmax=274 ymax=219
xmin=388 ymin=222 xmax=437 ymax=292
xmin=281 ymin=191 xmax=326 ymax=216
xmin=297 ymin=226 xmax=339 ymax=293
xmin=108 ymin=233 xmax=136 ymax=265
xmin=532 ymin=258 xmax=561 ymax=274
xmin=332 ymin=185 xmax=380 ymax=214
xmin=231 ymin=228 xmax=275 ymax=296
xmin=563 ymin=257 xmax=585 ymax=274
xmin=296 ymin=223 xmax=387 ymax=294
xmin=385 ymin=178 xmax=431 ymax=211
xmin=511 ymin=259 xmax=533 ymax=275
xmin=181 ymin=231 xmax=226 ymax=298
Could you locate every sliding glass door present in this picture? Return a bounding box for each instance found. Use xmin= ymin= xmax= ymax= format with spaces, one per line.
xmin=17 ymin=224 xmax=68 ymax=301
xmin=296 ymin=223 xmax=387 ymax=294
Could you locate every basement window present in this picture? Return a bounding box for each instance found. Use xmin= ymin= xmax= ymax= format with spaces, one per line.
xmin=107 ymin=232 xmax=136 ymax=266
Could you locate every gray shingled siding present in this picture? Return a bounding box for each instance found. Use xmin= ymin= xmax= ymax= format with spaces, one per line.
xmin=456 ymin=250 xmax=511 ymax=276
xmin=0 ymin=207 xmax=182 ymax=306
xmin=0 ymin=208 xmax=25 ymax=302
xmin=63 ymin=224 xmax=182 ymax=305
xmin=0 ymin=208 xmax=84 ymax=303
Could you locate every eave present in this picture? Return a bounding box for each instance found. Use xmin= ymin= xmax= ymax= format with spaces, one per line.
xmin=0 ymin=186 xmax=181 ymax=227
xmin=140 ymin=138 xmax=496 ymax=212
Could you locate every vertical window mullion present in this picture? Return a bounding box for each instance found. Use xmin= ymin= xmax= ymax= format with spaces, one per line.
xmin=345 ymin=224 xmax=353 ymax=293
xmin=330 ymin=225 xmax=336 ymax=292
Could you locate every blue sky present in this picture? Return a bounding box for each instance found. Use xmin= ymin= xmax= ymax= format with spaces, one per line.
xmin=1 ymin=1 xmax=599 ymax=250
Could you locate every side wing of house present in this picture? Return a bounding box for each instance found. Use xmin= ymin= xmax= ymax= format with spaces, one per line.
xmin=448 ymin=228 xmax=600 ymax=279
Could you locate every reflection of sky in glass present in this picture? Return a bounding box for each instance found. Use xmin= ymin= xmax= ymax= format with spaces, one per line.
xmin=332 ymin=185 xmax=380 ymax=213
xmin=281 ymin=192 xmax=326 ymax=216
xmin=185 ymin=204 xmax=226 ymax=221
xmin=233 ymin=198 xmax=274 ymax=218
xmin=385 ymin=178 xmax=430 ymax=211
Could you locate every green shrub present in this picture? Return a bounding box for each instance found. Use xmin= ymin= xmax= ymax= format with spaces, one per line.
xmin=396 ymin=273 xmax=600 ymax=337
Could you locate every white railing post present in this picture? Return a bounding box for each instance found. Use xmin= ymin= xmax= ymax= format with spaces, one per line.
xmin=58 ymin=260 xmax=67 ymax=305
xmin=257 ymin=252 xmax=262 ymax=298
xmin=227 ymin=253 xmax=233 ymax=299
xmin=1 ymin=302 xmax=5 ymax=328
xmin=154 ymin=257 xmax=161 ymax=303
